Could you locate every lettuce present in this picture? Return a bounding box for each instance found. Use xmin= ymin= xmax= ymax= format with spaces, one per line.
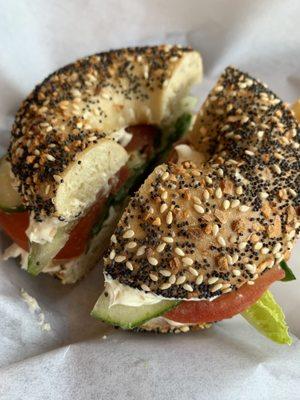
xmin=242 ymin=290 xmax=292 ymax=345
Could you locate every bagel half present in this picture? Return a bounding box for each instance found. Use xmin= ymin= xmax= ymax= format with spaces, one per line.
xmin=92 ymin=66 xmax=299 ymax=334
xmin=8 ymin=45 xmax=201 ymax=221
xmin=1 ymin=45 xmax=202 ymax=281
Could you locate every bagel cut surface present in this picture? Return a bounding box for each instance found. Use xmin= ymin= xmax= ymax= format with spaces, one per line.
xmin=104 ymin=66 xmax=300 ymax=300
xmin=8 ymin=45 xmax=202 ymax=221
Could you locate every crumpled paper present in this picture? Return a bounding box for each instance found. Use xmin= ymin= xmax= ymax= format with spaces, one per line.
xmin=1 ymin=1 xmax=300 ymax=398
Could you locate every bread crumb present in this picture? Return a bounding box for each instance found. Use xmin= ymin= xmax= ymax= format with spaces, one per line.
xmin=20 ymin=289 xmax=52 ymax=332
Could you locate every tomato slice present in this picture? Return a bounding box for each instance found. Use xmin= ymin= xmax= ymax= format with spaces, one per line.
xmin=165 ymin=267 xmax=285 ymax=324
xmin=125 ymin=125 xmax=159 ymax=157
xmin=0 ymin=211 xmax=29 ymax=250
xmin=0 ymin=125 xmax=158 ymax=260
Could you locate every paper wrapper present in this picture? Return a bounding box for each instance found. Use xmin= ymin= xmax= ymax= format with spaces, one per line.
xmin=1 ymin=1 xmax=300 ymax=398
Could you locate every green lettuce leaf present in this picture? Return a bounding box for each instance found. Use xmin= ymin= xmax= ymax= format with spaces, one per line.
xmin=241 ymin=290 xmax=292 ymax=345
xmin=280 ymin=260 xmax=296 ymax=282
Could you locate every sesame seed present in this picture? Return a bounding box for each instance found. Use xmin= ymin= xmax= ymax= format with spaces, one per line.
xmin=176 ymin=276 xmax=186 ymax=285
xmin=109 ymin=249 xmax=116 ymax=260
xmin=123 ymin=229 xmax=134 ymax=239
xmin=136 ymin=246 xmax=146 ymax=256
xmin=211 ymin=283 xmax=223 ymax=293
xmin=245 ymin=150 xmax=254 ymax=156
xmin=215 ymin=85 xmax=224 ymax=92
xmin=194 ymin=204 xmax=205 ymax=214
xmin=161 ymin=191 xmax=168 ymax=200
xmin=247 ymin=281 xmax=255 ymax=286
xmin=222 ymin=288 xmax=232 ymax=293
xmin=231 ymin=199 xmax=240 ymax=208
xmin=150 ymin=273 xmax=158 ymax=282
xmin=238 ymin=241 xmax=247 ymax=250
xmin=287 ymin=230 xmax=296 ymax=240
xmin=188 ymin=267 xmax=198 ymax=276
xmin=254 ymin=242 xmax=263 ymax=251
xmin=257 ymin=130 xmax=264 ymax=139
xmin=205 ymin=176 xmax=213 ymax=184
xmin=196 ymin=274 xmax=204 ymax=285
xmin=160 ymin=282 xmax=171 ymax=290
xmin=193 ymin=196 xmax=202 ymax=205
xmin=169 ymin=274 xmax=176 ymax=284
xmin=236 ymin=186 xmax=243 ymax=195
xmin=163 ymin=236 xmax=174 ymax=243
xmin=274 ymin=152 xmax=283 ymax=160
xmin=246 ymin=264 xmax=256 ymax=274
xmin=225 ymin=254 xmax=233 ymax=266
xmin=175 ymin=247 xmax=185 ymax=257
xmin=111 ymin=234 xmax=117 ymax=244
xmin=232 ymin=253 xmax=239 ymax=263
xmin=159 ymin=269 xmax=171 ymax=277
xmin=273 ymin=164 xmax=281 ymax=174
xmin=208 ymin=276 xmax=219 ymax=285
xmin=126 ymin=261 xmax=134 ymax=271
xmin=183 ymin=283 xmax=194 ymax=292
xmin=260 ymin=192 xmax=269 ymax=200
xmin=261 ymin=247 xmax=270 ymax=254
xmin=212 ymin=224 xmax=219 ymax=236
xmin=233 ymin=269 xmax=241 ymax=276
xmin=126 ymin=241 xmax=137 ymax=249
xmin=288 ymin=188 xmax=297 ymax=198
xmin=217 ymin=168 xmax=224 ymax=177
xmin=223 ymin=200 xmax=230 ymax=210
xmin=215 ymin=187 xmax=223 ymax=199
xmin=141 ymin=284 xmax=150 ymax=292
xmin=162 ymin=172 xmax=170 ymax=181
xmin=115 ymin=255 xmax=126 ymax=263
xmin=160 ymin=203 xmax=168 ymax=213
xmin=239 ymin=205 xmax=250 ymax=212
xmin=203 ymin=189 xmax=210 ymax=201
xmin=182 ymin=257 xmax=193 ymax=266
xmin=148 ymin=256 xmax=158 ymax=266
xmin=272 ymin=243 xmax=281 ymax=254
xmin=166 ymin=211 xmax=173 ymax=225
xmin=152 ymin=217 xmax=161 ymax=226
xmin=46 ymin=154 xmax=55 ymax=161
xmin=217 ymin=236 xmax=226 ymax=247
xmin=53 ymin=174 xmax=62 ymax=183
xmin=156 ymin=243 xmax=166 ymax=253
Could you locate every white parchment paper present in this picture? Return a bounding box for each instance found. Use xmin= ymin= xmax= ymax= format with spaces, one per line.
xmin=1 ymin=1 xmax=300 ymax=398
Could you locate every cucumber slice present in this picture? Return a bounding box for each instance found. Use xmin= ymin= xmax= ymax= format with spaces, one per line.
xmin=27 ymin=226 xmax=70 ymax=275
xmin=91 ymin=290 xmax=179 ymax=329
xmin=0 ymin=157 xmax=24 ymax=212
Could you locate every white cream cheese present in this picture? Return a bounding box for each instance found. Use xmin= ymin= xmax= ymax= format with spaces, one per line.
xmin=26 ymin=214 xmax=67 ymax=245
xmin=141 ymin=316 xmax=196 ymax=331
xmin=2 ymin=243 xmax=28 ymax=269
xmin=110 ymin=127 xmax=133 ymax=147
xmin=104 ymin=275 xmax=219 ymax=308
xmin=105 ymin=275 xmax=162 ymax=307
xmin=175 ymin=144 xmax=206 ymax=166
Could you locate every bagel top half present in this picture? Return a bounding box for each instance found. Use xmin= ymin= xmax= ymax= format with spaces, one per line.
xmin=104 ymin=66 xmax=300 ymax=300
xmin=8 ymin=45 xmax=202 ymax=221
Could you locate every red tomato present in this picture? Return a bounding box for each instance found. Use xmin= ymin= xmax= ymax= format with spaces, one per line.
xmin=165 ymin=267 xmax=285 ymax=324
xmin=125 ymin=125 xmax=159 ymax=157
xmin=0 ymin=211 xmax=29 ymax=250
xmin=0 ymin=125 xmax=158 ymax=260
xmin=0 ymin=169 xmax=129 ymax=259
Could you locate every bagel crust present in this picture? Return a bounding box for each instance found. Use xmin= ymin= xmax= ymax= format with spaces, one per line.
xmin=104 ymin=67 xmax=300 ymax=300
xmin=8 ymin=45 xmax=201 ymax=220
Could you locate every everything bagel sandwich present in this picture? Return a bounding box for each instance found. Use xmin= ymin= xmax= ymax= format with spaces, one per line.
xmin=92 ymin=67 xmax=299 ymax=343
xmin=0 ymin=45 xmax=202 ymax=283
